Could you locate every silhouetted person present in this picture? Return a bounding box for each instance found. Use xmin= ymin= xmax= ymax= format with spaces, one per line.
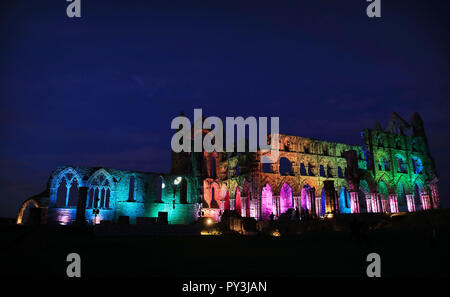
xmin=270 ymin=213 xmax=275 ymax=221
xmin=295 ymin=207 xmax=300 ymax=220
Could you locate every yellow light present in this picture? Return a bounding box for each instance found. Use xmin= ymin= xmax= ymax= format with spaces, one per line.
xmin=174 ymin=177 xmax=182 ymax=185
xmin=206 ymin=218 xmax=213 ymax=225
xmin=271 ymin=230 xmax=281 ymax=237
xmin=201 ymin=229 xmax=221 ymax=236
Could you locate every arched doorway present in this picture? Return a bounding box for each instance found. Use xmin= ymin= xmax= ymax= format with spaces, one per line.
xmin=279 ymin=183 xmax=293 ymax=214
xmin=17 ymin=199 xmax=39 ymax=225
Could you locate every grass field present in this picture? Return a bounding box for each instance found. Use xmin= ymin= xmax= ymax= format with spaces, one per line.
xmin=1 ymin=211 xmax=449 ymax=277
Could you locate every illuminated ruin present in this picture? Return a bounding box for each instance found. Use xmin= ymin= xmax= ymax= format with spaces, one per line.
xmin=17 ymin=112 xmax=440 ymax=225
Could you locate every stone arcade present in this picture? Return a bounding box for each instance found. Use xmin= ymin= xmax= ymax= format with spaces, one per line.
xmin=17 ymin=112 xmax=440 ymax=225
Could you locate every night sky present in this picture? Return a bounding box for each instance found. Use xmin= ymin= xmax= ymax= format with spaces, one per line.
xmin=1 ymin=0 xmax=449 ymax=218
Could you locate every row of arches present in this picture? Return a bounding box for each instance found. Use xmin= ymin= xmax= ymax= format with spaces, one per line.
xmin=263 ymin=157 xmax=345 ymax=178
xmin=52 ymin=168 xmax=115 ymax=209
xmin=376 ymin=153 xmax=424 ymax=175
xmin=209 ymin=174 xmax=434 ymax=220
xmin=51 ymin=168 xmax=191 ymax=210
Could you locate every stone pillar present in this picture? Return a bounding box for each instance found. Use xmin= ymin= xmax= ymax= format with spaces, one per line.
xmin=292 ymin=165 xmax=299 ymax=175
xmin=370 ymin=193 xmax=380 ymax=213
xmin=389 ymin=194 xmax=399 ymax=213
xmin=273 ymin=196 xmax=280 ymax=217
xmin=65 ymin=185 xmax=71 ymax=207
xmin=97 ymin=188 xmax=102 ymax=208
xmin=350 ymin=191 xmax=360 ymax=213
xmin=293 ymin=196 xmax=300 ymax=210
xmin=365 ymin=194 xmax=372 ymax=213
xmin=75 ymin=186 xmax=88 ymax=225
xmin=334 ymin=191 xmax=340 ymax=214
xmin=230 ymin=198 xmax=235 ymax=211
xmin=205 ymin=156 xmax=212 ymax=178
xmin=430 ymin=184 xmax=440 ymax=209
xmin=421 ymin=193 xmax=431 ymax=210
xmin=323 ymin=180 xmax=337 ymax=214
xmin=381 ymin=198 xmax=389 ymax=213
xmin=305 ymin=191 xmax=312 ymax=214
xmin=406 ymin=194 xmax=415 ymax=212
xmin=99 ymin=188 xmax=104 ymax=209
xmin=315 ymin=197 xmax=321 ymax=217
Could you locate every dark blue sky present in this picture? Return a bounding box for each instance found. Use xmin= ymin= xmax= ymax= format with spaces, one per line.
xmin=1 ymin=0 xmax=449 ymax=217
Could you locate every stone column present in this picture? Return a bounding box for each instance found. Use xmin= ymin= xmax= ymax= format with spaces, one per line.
xmin=389 ymin=194 xmax=399 ymax=213
xmin=421 ymin=193 xmax=431 ymax=210
xmin=292 ymin=165 xmax=299 ymax=175
xmin=230 ymin=198 xmax=235 ymax=211
xmin=334 ymin=191 xmax=340 ymax=214
xmin=205 ymin=156 xmax=212 ymax=178
xmin=98 ymin=188 xmax=103 ymax=208
xmin=350 ymin=191 xmax=360 ymax=214
xmin=293 ymin=196 xmax=300 ymax=210
xmin=430 ymin=184 xmax=440 ymax=209
xmin=75 ymin=186 xmax=88 ymax=225
xmin=370 ymin=193 xmax=379 ymax=213
xmin=365 ymin=194 xmax=372 ymax=213
xmin=406 ymin=194 xmax=415 ymax=212
xmin=273 ymin=196 xmax=280 ymax=217
xmin=65 ymin=184 xmax=71 ymax=207
xmin=99 ymin=188 xmax=104 ymax=209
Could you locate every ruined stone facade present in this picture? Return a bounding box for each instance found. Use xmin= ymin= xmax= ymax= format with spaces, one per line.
xmin=17 ymin=167 xmax=201 ymax=225
xmin=17 ymin=112 xmax=440 ymax=225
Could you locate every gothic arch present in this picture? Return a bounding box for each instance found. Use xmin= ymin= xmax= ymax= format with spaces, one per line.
xmin=51 ymin=167 xmax=84 ymax=189
xmin=395 ymin=175 xmax=412 ymax=194
xmin=17 ymin=199 xmax=39 ymax=225
xmin=50 ymin=167 xmax=84 ymax=207
xmin=377 ymin=174 xmax=394 ymax=193
xmin=275 ymin=178 xmax=300 ymax=197
xmin=87 ymin=168 xmax=116 ymax=189
xmin=87 ymin=169 xmax=116 ymax=209
xmin=360 ymin=171 xmax=377 ymax=192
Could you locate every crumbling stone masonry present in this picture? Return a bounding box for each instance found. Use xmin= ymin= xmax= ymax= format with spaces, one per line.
xmin=16 ymin=112 xmax=440 ymax=225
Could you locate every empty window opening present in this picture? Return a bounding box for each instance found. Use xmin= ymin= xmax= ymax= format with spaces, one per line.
xmin=128 ymin=176 xmax=135 ymax=202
